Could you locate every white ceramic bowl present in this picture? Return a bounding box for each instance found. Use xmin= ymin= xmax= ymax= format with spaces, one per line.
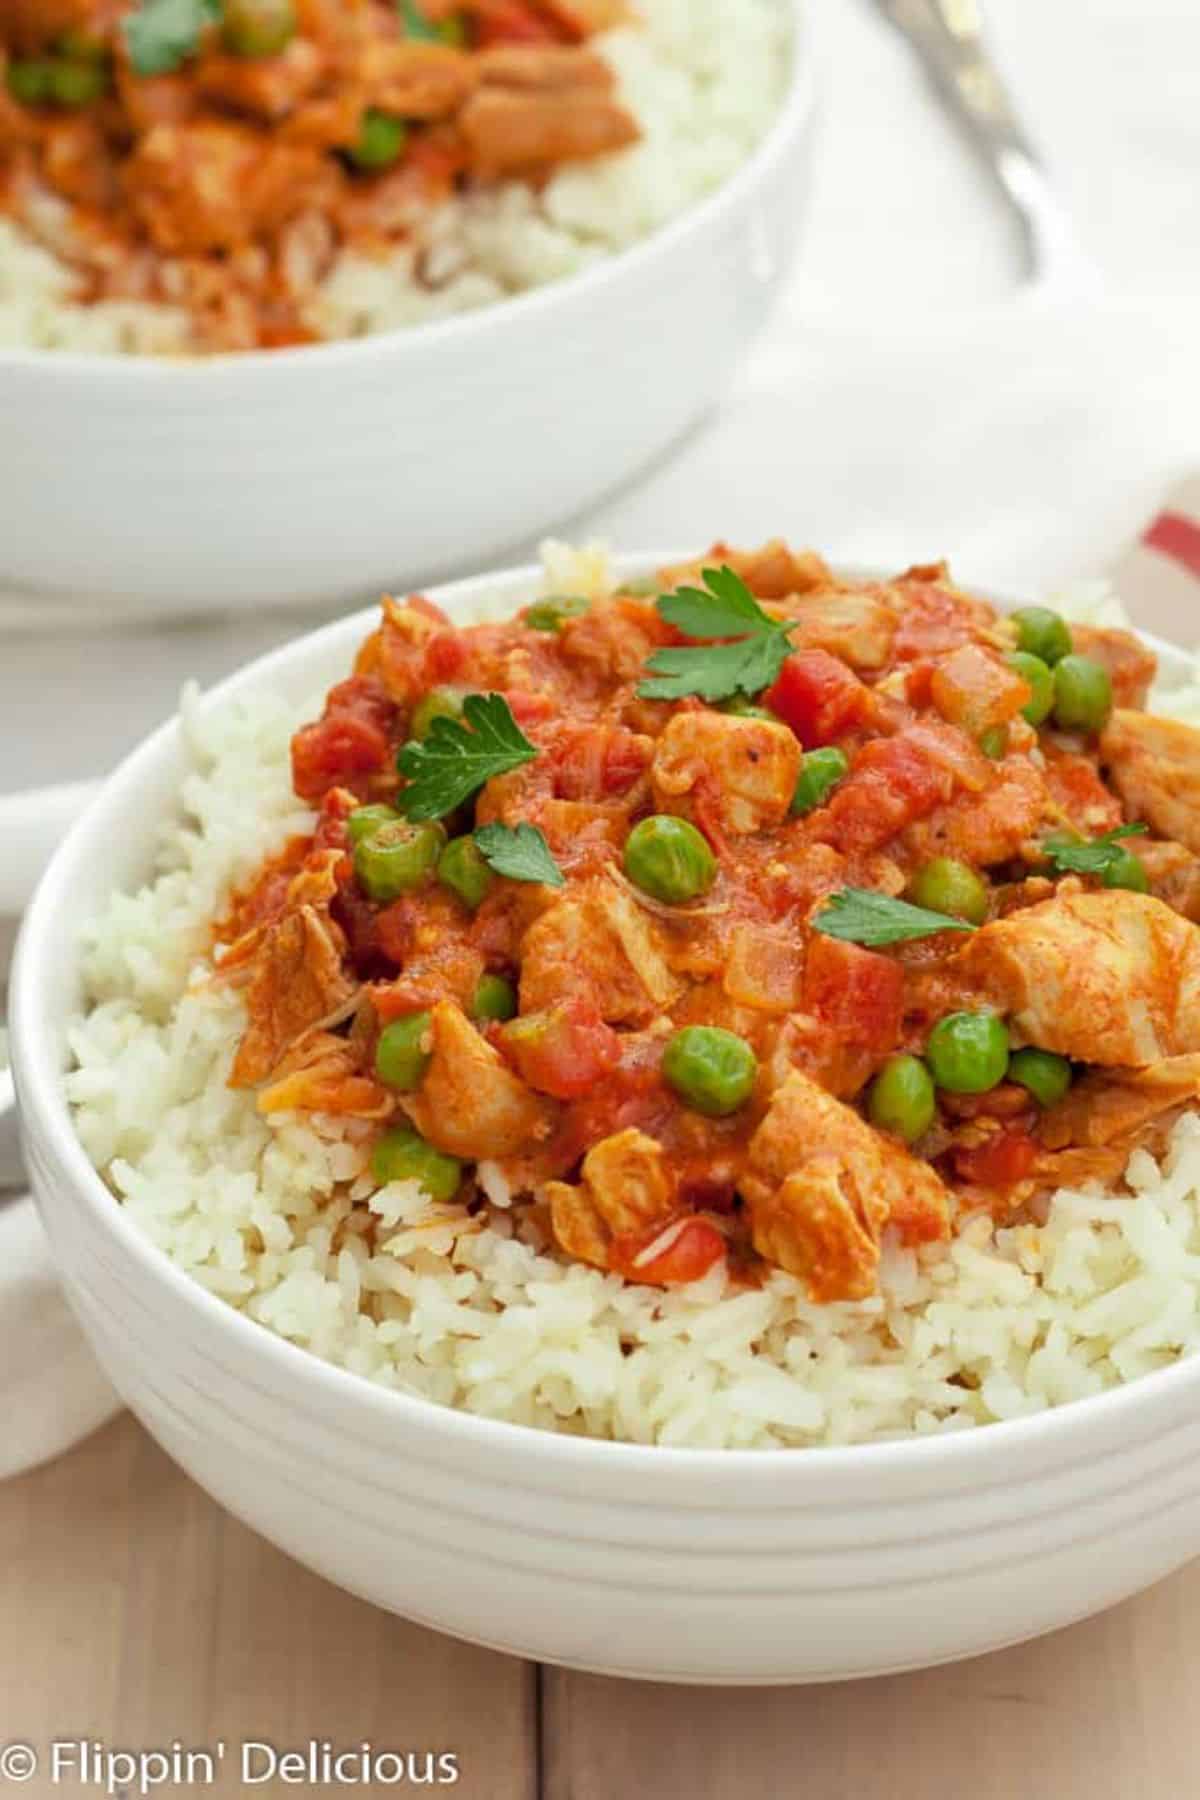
xmin=13 ymin=561 xmax=1200 ymax=1685
xmin=0 ymin=5 xmax=811 ymax=619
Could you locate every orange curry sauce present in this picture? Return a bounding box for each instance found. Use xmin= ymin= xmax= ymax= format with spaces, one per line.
xmin=214 ymin=543 xmax=1200 ymax=1302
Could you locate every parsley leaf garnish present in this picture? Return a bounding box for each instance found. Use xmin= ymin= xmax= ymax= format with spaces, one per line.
xmin=637 ymin=566 xmax=796 ymax=704
xmin=813 ymin=887 xmax=978 ymax=948
xmin=124 ymin=0 xmax=220 ymax=75
xmin=398 ymin=0 xmax=441 ymax=39
xmin=1042 ymin=823 xmax=1148 ymax=877
xmin=474 ymin=822 xmax=565 ymax=888
xmin=396 ymin=694 xmax=537 ymax=821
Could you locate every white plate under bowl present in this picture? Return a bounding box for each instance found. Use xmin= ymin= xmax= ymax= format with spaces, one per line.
xmin=0 ymin=2 xmax=811 ymax=618
xmin=11 ymin=556 xmax=1200 ymax=1683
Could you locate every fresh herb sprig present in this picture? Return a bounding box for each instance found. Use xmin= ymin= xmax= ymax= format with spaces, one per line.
xmin=813 ymin=887 xmax=978 ymax=948
xmin=1042 ymin=823 xmax=1148 ymax=878
xmin=124 ymin=0 xmax=221 ymax=75
xmin=637 ymin=567 xmax=796 ymax=704
xmin=474 ymin=822 xmax=565 ymax=888
xmin=397 ymin=694 xmax=537 ymax=821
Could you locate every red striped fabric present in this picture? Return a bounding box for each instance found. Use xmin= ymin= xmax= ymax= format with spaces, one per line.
xmin=1142 ymin=510 xmax=1200 ymax=581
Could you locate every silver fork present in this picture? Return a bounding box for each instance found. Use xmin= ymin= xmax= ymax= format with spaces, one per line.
xmin=873 ymin=0 xmax=1100 ymax=295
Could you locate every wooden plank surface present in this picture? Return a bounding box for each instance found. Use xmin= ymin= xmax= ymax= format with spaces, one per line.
xmin=0 ymin=1414 xmax=536 ymax=1800
xmin=2 ymin=1412 xmax=1197 ymax=1798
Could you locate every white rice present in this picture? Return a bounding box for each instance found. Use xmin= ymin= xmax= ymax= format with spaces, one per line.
xmin=63 ymin=562 xmax=1200 ymax=1449
xmin=0 ymin=0 xmax=790 ymax=358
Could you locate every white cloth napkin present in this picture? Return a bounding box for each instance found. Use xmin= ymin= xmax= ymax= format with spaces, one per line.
xmin=4 ymin=289 xmax=1198 ymax=1479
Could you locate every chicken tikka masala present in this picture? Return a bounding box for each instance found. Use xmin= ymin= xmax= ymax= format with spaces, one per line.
xmin=215 ymin=544 xmax=1200 ymax=1305
xmin=0 ymin=0 xmax=636 ymax=349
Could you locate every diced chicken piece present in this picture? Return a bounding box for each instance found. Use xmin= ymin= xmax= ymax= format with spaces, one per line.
xmin=789 ymin=589 xmax=898 ymax=672
xmin=656 ymin=541 xmax=835 ymax=603
xmin=741 ymin=1071 xmax=951 ymax=1300
xmin=1072 ymin=624 xmax=1157 ymax=709
xmin=752 ymin=1162 xmax=880 ymax=1303
xmin=1136 ymin=838 xmax=1200 ymax=922
xmin=403 ymin=1001 xmax=553 ymax=1158
xmin=556 ymin=600 xmax=663 ymax=687
xmin=1101 ymin=710 xmax=1200 ymax=854
xmin=125 ymin=122 xmax=331 ymax=254
xmin=194 ymin=39 xmax=326 ymax=120
xmin=651 ymin=712 xmax=801 ymax=838
xmin=952 ymin=891 xmax=1200 ymax=1066
xmin=905 ymin=756 xmax=1051 ymax=867
xmin=362 ymin=40 xmax=479 ymax=120
xmin=579 ymin=1128 xmax=674 ymax=1234
xmin=256 ymin=1031 xmax=391 ymax=1119
xmin=546 ymin=1180 xmax=609 ymax=1269
xmin=477 ymin=45 xmax=614 ymax=88
xmin=364 ymin=594 xmax=452 ymax=705
xmin=518 ymin=877 xmax=682 ymax=1024
xmin=1039 ymin=1053 xmax=1200 ymax=1151
xmin=458 ymin=84 xmax=637 ymax=174
xmin=230 ymin=905 xmax=357 ymax=1086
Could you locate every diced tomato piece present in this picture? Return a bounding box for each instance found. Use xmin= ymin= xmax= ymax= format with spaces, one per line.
xmin=292 ymin=712 xmax=391 ymax=804
xmin=954 ymin=1127 xmax=1038 ymax=1189
xmin=500 ymin=999 xmax=621 ymax=1100
xmin=423 ymin=630 xmax=469 ymax=685
xmin=803 ymin=934 xmax=903 ymax=1053
xmin=503 ymin=689 xmax=557 ymax=728
xmin=291 ymin=676 xmax=397 ymax=804
xmin=823 ymin=731 xmax=950 ymax=852
xmin=608 ymin=1216 xmax=726 ymax=1286
xmin=552 ymin=726 xmax=651 ymax=800
xmin=764 ymin=650 xmax=870 ymax=748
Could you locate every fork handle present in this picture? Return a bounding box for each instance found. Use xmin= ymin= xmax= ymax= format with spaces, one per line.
xmin=876 ymin=0 xmax=1097 ymax=291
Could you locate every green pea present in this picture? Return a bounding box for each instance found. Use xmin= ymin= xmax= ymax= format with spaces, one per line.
xmin=7 ymin=59 xmax=53 ymax=104
xmin=1009 ymin=1047 xmax=1073 ymax=1109
xmin=1052 ymin=655 xmax=1113 ymax=735
xmin=409 ymin=686 xmax=465 ymax=742
xmin=1012 ymin=606 xmax=1073 ymax=667
xmin=1101 ymin=846 xmax=1149 ymax=893
xmin=438 ymin=835 xmax=494 ymax=910
xmin=978 ymin=725 xmax=1009 ymax=760
xmin=720 ymin=695 xmax=775 ymax=720
xmin=1008 ymin=651 xmax=1056 ymax=727
xmin=926 ymin=1012 xmax=1010 ymax=1095
xmin=791 ymin=746 xmax=850 ymax=815
xmin=623 ymin=815 xmax=717 ymax=905
xmin=525 ymin=595 xmax=589 ymax=633
xmin=46 ymin=57 xmax=110 ymax=104
xmin=375 ymin=1012 xmax=433 ymax=1092
xmin=371 ymin=1125 xmax=462 ymax=1201
xmin=908 ymin=857 xmax=989 ymax=925
xmin=435 ymin=14 xmax=467 ymax=45
xmin=351 ymin=109 xmax=408 ymax=170
xmin=471 ymin=973 xmax=517 ymax=1022
xmin=662 ymin=1026 xmax=757 ymax=1117
xmin=622 ymin=575 xmax=660 ymax=597
xmin=354 ymin=819 xmax=446 ymax=901
xmin=222 ymin=0 xmax=297 ymax=54
xmin=867 ymin=1055 xmax=936 ymax=1145
xmin=346 ymin=803 xmax=400 ymax=847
